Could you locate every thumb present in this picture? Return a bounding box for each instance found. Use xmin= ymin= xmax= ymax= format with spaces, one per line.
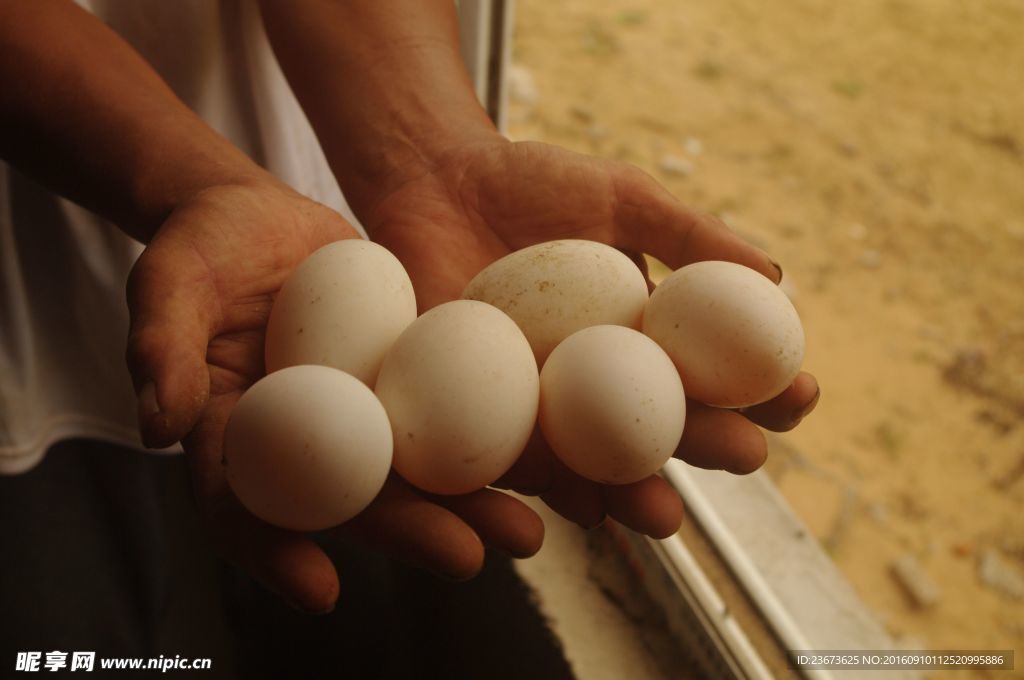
xmin=611 ymin=167 xmax=782 ymax=283
xmin=125 ymin=240 xmax=215 ymax=448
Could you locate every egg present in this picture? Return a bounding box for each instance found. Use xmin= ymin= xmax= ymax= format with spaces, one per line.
xmin=265 ymin=239 xmax=416 ymax=386
xmin=462 ymin=239 xmax=649 ymax=365
xmin=374 ymin=300 xmax=539 ymax=495
xmin=643 ymin=260 xmax=805 ymax=408
xmin=539 ymin=325 xmax=686 ymax=485
xmin=223 ymin=365 xmax=393 ymax=532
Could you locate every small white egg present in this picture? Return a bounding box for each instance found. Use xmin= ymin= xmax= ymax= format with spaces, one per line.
xmin=265 ymin=239 xmax=416 ymax=386
xmin=462 ymin=239 xmax=649 ymax=365
xmin=643 ymin=260 xmax=805 ymax=408
xmin=224 ymin=365 xmax=393 ymax=532
xmin=539 ymin=325 xmax=686 ymax=485
xmin=375 ymin=300 xmax=539 ymax=495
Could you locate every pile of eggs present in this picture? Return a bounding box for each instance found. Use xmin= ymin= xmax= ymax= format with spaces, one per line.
xmin=224 ymin=239 xmax=804 ymax=532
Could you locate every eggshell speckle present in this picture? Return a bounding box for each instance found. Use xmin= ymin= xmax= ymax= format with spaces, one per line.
xmin=462 ymin=240 xmax=649 ymax=365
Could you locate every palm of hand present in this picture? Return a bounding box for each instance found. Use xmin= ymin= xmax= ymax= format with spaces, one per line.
xmin=369 ymin=141 xmax=629 ymax=309
xmin=125 ymin=146 xmax=817 ymax=614
xmin=127 ymin=182 xmax=363 ymax=611
xmin=369 ymin=140 xmax=819 ymax=532
xmin=129 ymin=182 xmax=355 ymax=441
xmin=127 ymin=180 xmax=544 ymax=613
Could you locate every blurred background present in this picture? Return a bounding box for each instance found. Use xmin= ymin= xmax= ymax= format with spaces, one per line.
xmin=506 ymin=0 xmax=1024 ymax=663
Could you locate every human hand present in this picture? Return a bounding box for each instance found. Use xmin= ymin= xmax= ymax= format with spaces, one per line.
xmin=365 ymin=138 xmax=821 ymax=537
xmin=125 ymin=179 xmax=543 ymax=613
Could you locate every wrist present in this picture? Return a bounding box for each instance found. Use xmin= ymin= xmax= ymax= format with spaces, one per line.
xmin=260 ymin=0 xmax=505 ymax=222
xmin=127 ymin=127 xmax=275 ymax=242
xmin=340 ymin=123 xmax=507 ymax=225
xmin=0 ymin=0 xmax=278 ymax=245
xmin=314 ymin=52 xmax=504 ymax=222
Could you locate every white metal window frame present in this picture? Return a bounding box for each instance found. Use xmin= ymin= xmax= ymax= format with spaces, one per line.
xmin=457 ymin=0 xmax=513 ymax=133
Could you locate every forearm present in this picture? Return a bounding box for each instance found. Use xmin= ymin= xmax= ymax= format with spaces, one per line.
xmin=0 ymin=0 xmax=269 ymax=242
xmin=259 ymin=0 xmax=503 ymax=223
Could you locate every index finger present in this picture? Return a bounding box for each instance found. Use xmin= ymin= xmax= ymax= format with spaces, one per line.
xmin=610 ymin=165 xmax=781 ymax=283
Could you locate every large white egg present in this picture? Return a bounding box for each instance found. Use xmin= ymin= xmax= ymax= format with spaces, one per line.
xmin=539 ymin=325 xmax=686 ymax=485
xmin=224 ymin=365 xmax=393 ymax=532
xmin=462 ymin=239 xmax=649 ymax=365
xmin=643 ymin=260 xmax=805 ymax=408
xmin=375 ymin=300 xmax=539 ymax=495
xmin=265 ymin=239 xmax=416 ymax=386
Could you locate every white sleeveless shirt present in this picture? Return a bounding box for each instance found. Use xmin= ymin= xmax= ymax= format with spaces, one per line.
xmin=0 ymin=0 xmax=360 ymax=473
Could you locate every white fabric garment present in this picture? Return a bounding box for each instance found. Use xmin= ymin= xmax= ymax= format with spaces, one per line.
xmin=0 ymin=0 xmax=361 ymax=474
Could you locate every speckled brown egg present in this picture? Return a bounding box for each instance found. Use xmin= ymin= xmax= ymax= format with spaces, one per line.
xmin=462 ymin=240 xmax=649 ymax=365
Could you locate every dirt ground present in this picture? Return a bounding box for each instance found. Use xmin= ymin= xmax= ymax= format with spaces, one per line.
xmin=509 ymin=0 xmax=1024 ymax=670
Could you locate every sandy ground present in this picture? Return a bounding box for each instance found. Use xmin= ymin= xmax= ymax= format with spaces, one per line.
xmin=509 ymin=0 xmax=1024 ymax=670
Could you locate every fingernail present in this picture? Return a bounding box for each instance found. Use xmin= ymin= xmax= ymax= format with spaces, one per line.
xmin=770 ymin=259 xmax=784 ymax=284
xmin=139 ymin=382 xmax=161 ymax=417
xmin=284 ymin=595 xmax=335 ymax=615
xmin=789 ymin=386 xmax=821 ymax=427
xmin=138 ymin=382 xmax=161 ymax=447
xmin=579 ymin=512 xmax=607 ymax=531
xmin=513 ymin=481 xmax=554 ymax=497
xmin=432 ymin=569 xmax=476 ymax=583
xmin=309 ymin=602 xmax=336 ymax=616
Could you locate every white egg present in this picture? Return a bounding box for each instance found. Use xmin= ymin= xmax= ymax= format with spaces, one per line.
xmin=375 ymin=300 xmax=539 ymax=495
xmin=462 ymin=239 xmax=649 ymax=365
xmin=265 ymin=239 xmax=416 ymax=386
xmin=643 ymin=260 xmax=805 ymax=408
xmin=539 ymin=325 xmax=686 ymax=485
xmin=224 ymin=365 xmax=393 ymax=532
